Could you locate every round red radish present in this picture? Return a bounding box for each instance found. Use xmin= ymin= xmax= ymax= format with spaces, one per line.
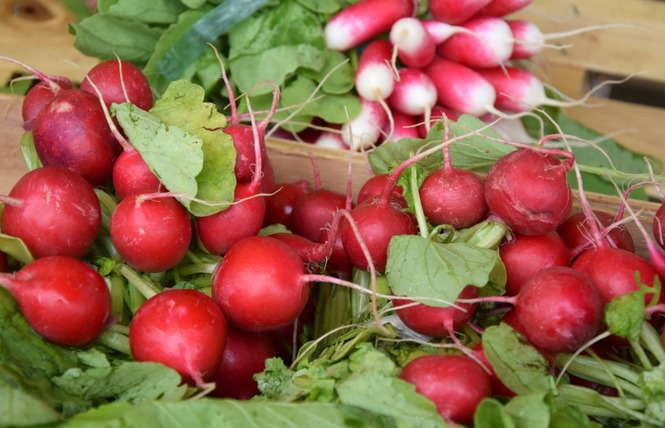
xmin=0 ymin=256 xmax=110 ymax=346
xmin=210 ymin=327 xmax=276 ymax=400
xmin=419 ymin=167 xmax=488 ymax=228
xmin=387 ymin=68 xmax=438 ymax=117
xmin=212 ymin=236 xmax=311 ymax=332
xmin=1 ymin=166 xmax=101 ymax=259
xmin=499 ymin=231 xmax=571 ymax=296
xmin=355 ymin=39 xmax=395 ymax=101
xmin=223 ymin=123 xmax=274 ymax=193
xmin=558 ymin=210 xmax=635 ymax=254
xmin=438 ymin=16 xmax=514 ymax=69
xmin=129 ymin=289 xmax=227 ymax=387
xmin=291 ymin=188 xmax=347 ymax=243
xmin=393 ymin=285 xmax=479 ymax=337
xmin=389 ymin=17 xmax=436 ymax=68
xmin=112 ymin=149 xmax=162 ymax=199
xmin=32 ymin=88 xmax=120 ymax=186
xmin=22 ymin=76 xmax=73 ymax=131
xmin=263 ymin=180 xmax=311 ymax=230
xmin=110 ymin=195 xmax=192 ymax=273
xmin=429 ymin=0 xmax=493 ymax=25
xmin=357 ymin=173 xmax=406 ymax=208
xmin=484 ymin=148 xmax=573 ymax=235
xmin=399 ymin=354 xmax=491 ymax=425
xmin=501 ymin=307 xmax=555 ymax=364
xmin=79 ymin=59 xmax=153 ymax=111
xmin=471 ymin=342 xmax=515 ymax=397
xmin=515 ymin=266 xmax=604 ymax=354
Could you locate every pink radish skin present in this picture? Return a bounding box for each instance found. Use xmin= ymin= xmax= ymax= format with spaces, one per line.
xmin=389 ymin=17 xmax=436 ymax=68
xmin=80 ymin=59 xmax=153 ymax=111
xmin=417 ymin=105 xmax=459 ymax=138
xmin=22 ymin=76 xmax=73 ymax=131
xmin=477 ymin=66 xmax=559 ymax=113
xmin=0 ymin=256 xmax=110 ymax=347
xmin=112 ymin=149 xmax=162 ymax=199
xmin=423 ymin=57 xmax=497 ymax=117
xmin=324 ymin=0 xmax=415 ymax=51
xmin=1 ymin=166 xmax=101 ymax=259
xmin=437 ymin=17 xmax=514 ymax=69
xmin=484 ymin=148 xmax=574 ymax=235
xmin=429 ymin=0 xmax=493 ymax=25
xmin=557 ymin=210 xmax=635 ymax=255
xmin=341 ymin=98 xmax=389 ymax=150
xmin=129 ymin=289 xmax=227 ymax=387
xmin=385 ymin=111 xmax=421 ymax=142
xmin=507 ymin=19 xmax=545 ymax=59
xmin=355 ymin=39 xmax=395 ymax=101
xmin=421 ymin=20 xmax=471 ymax=45
xmin=515 ymin=266 xmax=604 ymax=354
xmin=387 ymin=68 xmax=438 ymax=117
xmin=477 ymin=0 xmax=533 ymax=17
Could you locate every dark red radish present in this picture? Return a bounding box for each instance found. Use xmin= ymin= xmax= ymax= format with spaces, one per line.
xmin=515 ymin=266 xmax=604 ymax=354
xmin=22 ymin=76 xmax=73 ymax=131
xmin=324 ymin=0 xmax=415 ymax=51
xmin=484 ymin=147 xmax=574 ymax=235
xmin=0 ymin=252 xmax=7 ymax=272
xmin=110 ymin=195 xmax=192 ymax=273
xmin=437 ymin=16 xmax=514 ymax=69
xmin=80 ymin=59 xmax=153 ymax=111
xmin=1 ymin=166 xmax=101 ymax=259
xmin=129 ymin=289 xmax=227 ymax=387
xmin=499 ymin=231 xmax=571 ymax=296
xmin=389 ymin=17 xmax=437 ymax=68
xmin=263 ymin=180 xmax=311 ymax=229
xmin=558 ymin=210 xmax=635 ymax=255
xmin=385 ymin=111 xmax=421 ymax=142
xmin=291 ymin=188 xmax=347 ymax=243
xmin=423 ymin=57 xmax=497 ymax=117
xmin=356 ymin=173 xmax=406 ymax=207
xmin=341 ymin=97 xmax=389 ymax=151
xmin=399 ymin=354 xmax=491 ymax=425
xmin=112 ymin=149 xmax=162 ymax=199
xmin=470 ymin=342 xmax=516 ymax=397
xmin=387 ymin=68 xmax=437 ymax=118
xmin=355 ymin=39 xmax=395 ymax=102
xmin=653 ymin=203 xmax=665 ymax=251
xmin=429 ymin=0 xmax=493 ymax=25
xmin=419 ymin=167 xmax=489 ymax=228
xmin=417 ymin=105 xmax=459 ymax=138
xmin=212 ymin=236 xmax=311 ymax=332
xmin=210 ymin=327 xmax=276 ymax=400
xmin=477 ymin=0 xmax=532 ymax=16
xmin=393 ymin=285 xmax=479 ymax=337
xmin=32 ymin=88 xmax=120 ymax=186
xmin=0 ymin=256 xmax=110 ymax=347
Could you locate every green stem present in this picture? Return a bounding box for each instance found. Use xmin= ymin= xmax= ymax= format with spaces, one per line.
xmin=640 ymin=321 xmax=665 ymax=365
xmin=119 ymin=264 xmax=161 ymax=300
xmin=109 ymin=273 xmax=126 ymax=323
xmin=98 ymin=328 xmax=131 ymax=356
xmin=556 ymin=354 xmax=642 ymax=397
xmin=557 ymin=384 xmax=646 ymax=422
xmin=409 ymin=165 xmax=429 ymax=239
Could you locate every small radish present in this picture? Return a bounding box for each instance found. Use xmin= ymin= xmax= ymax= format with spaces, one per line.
xmin=428 ymin=0 xmax=493 ymax=25
xmin=389 ymin=17 xmax=436 ymax=68
xmin=437 ymin=16 xmax=514 ymax=69
xmin=112 ymin=148 xmax=162 ymax=199
xmin=291 ymin=188 xmax=347 ymax=243
xmin=0 ymin=256 xmax=110 ymax=347
xmin=263 ymin=180 xmax=311 ymax=230
xmin=385 ymin=111 xmax=421 ymax=142
xmin=313 ymin=131 xmax=349 ymax=150
xmin=79 ymin=58 xmax=153 ymax=111
xmin=129 ymin=289 xmax=228 ymax=387
xmin=341 ymin=98 xmax=389 ymax=151
xmin=110 ymin=194 xmax=192 ymax=273
xmin=477 ymin=0 xmax=533 ymax=17
xmin=387 ymin=68 xmax=437 ymax=118
xmin=417 ymin=105 xmax=459 ymax=138
xmin=399 ymin=354 xmax=491 ymax=425
xmin=355 ymin=39 xmax=395 ymax=102
xmin=484 ymin=147 xmax=574 ymax=235
xmin=557 ymin=210 xmax=635 ymax=255
xmin=324 ymin=0 xmax=415 ymax=51
xmin=1 ymin=166 xmax=101 ymax=259
xmin=356 ymin=173 xmax=406 ymax=208
xmin=421 ymin=20 xmax=474 ymax=45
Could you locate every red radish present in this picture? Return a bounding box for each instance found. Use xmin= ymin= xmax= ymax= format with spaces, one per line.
xmin=32 ymin=88 xmax=120 ymax=186
xmin=22 ymin=76 xmax=73 ymax=131
xmin=0 ymin=256 xmax=110 ymax=347
xmin=129 ymin=289 xmax=227 ymax=387
xmin=515 ymin=266 xmax=604 ymax=354
xmin=477 ymin=0 xmax=532 ymax=16
xmin=341 ymin=98 xmax=389 ymax=151
xmin=470 ymin=342 xmax=515 ymax=397
xmin=263 ymin=180 xmax=311 ymax=230
xmin=80 ymin=58 xmax=153 ymax=111
xmin=324 ymin=0 xmax=415 ymax=51
xmin=110 ymin=195 xmax=192 ymax=273
xmin=355 ymin=39 xmax=395 ymax=102
xmin=393 ymin=285 xmax=479 ymax=338
xmin=399 ymin=354 xmax=491 ymax=425
xmin=417 ymin=105 xmax=459 ymax=138
xmin=499 ymin=231 xmax=571 ymax=296
xmin=1 ymin=166 xmax=101 ymax=259
xmin=437 ymin=16 xmax=514 ymax=69
xmin=389 ymin=17 xmax=436 ymax=68
xmin=484 ymin=147 xmax=574 ymax=235
xmin=112 ymin=149 xmax=162 ymax=199
xmin=210 ymin=327 xmax=276 ymax=399
xmin=501 ymin=307 xmax=555 ymax=364
xmin=385 ymin=111 xmax=421 ymax=142
xmin=356 ymin=173 xmax=406 ymax=207
xmin=421 ymin=20 xmax=474 ymax=45
xmin=0 ymin=252 xmax=7 ymax=272
xmin=423 ymin=57 xmax=497 ymax=117
xmin=387 ymin=68 xmax=437 ymax=118
xmin=429 ymin=0 xmax=493 ymax=25
xmin=313 ymin=131 xmax=349 ymax=150
xmin=291 ymin=188 xmax=347 ymax=243
xmin=557 ymin=210 xmax=635 ymax=255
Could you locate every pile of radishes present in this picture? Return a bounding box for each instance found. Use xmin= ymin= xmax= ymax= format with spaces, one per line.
xmin=1 ymin=32 xmax=665 ymax=425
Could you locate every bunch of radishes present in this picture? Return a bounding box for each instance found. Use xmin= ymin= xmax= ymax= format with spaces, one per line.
xmin=318 ymin=0 xmax=577 ymax=151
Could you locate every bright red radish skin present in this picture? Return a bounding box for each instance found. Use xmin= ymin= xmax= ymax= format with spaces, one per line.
xmin=471 ymin=342 xmax=516 ymax=397
xmin=418 ymin=105 xmax=459 ymax=138
xmin=478 ymin=0 xmax=533 ymax=17
xmin=438 ymin=17 xmax=514 ymax=69
xmin=129 ymin=289 xmax=228 ymax=387
xmin=22 ymin=76 xmax=73 ymax=131
xmin=110 ymin=195 xmax=192 ymax=273
xmin=0 ymin=256 xmax=111 ymax=347
xmin=112 ymin=149 xmax=162 ymax=199
xmin=499 ymin=231 xmax=571 ymax=296
xmin=291 ymin=188 xmax=347 ymax=243
xmin=515 ymin=266 xmax=604 ymax=354
xmin=263 ymin=180 xmax=311 ymax=230
xmin=355 ymin=39 xmax=395 ymax=101
xmin=212 ymin=236 xmax=311 ymax=332
xmin=79 ymin=59 xmax=153 ymax=111
xmin=429 ymin=0 xmax=493 ymax=25
xmin=477 ymin=66 xmax=557 ymax=113
xmin=357 ymin=173 xmax=405 ymax=207
xmin=387 ymin=68 xmax=438 ymax=117
xmin=1 ymin=166 xmax=101 ymax=259
xmin=558 ymin=210 xmax=635 ymax=254
xmin=385 ymin=111 xmax=421 ymax=142
xmin=211 ymin=327 xmax=276 ymax=400
xmin=484 ymin=148 xmax=573 ymax=235
xmin=324 ymin=0 xmax=415 ymax=51
xmin=400 ymin=354 xmax=491 ymax=425
xmin=32 ymin=88 xmax=120 ymax=186
xmin=389 ymin=17 xmax=436 ymax=68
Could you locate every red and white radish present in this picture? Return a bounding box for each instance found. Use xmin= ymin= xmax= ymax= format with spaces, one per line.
xmin=429 ymin=0 xmax=493 ymax=25
xmin=477 ymin=0 xmax=533 ymax=17
xmin=421 ymin=20 xmax=474 ymax=45
xmin=355 ymin=39 xmax=396 ymax=102
xmin=389 ymin=17 xmax=436 ymax=68
xmin=385 ymin=111 xmax=421 ymax=142
xmin=341 ymin=98 xmax=389 ymax=151
xmin=387 ymin=68 xmax=437 ymax=118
